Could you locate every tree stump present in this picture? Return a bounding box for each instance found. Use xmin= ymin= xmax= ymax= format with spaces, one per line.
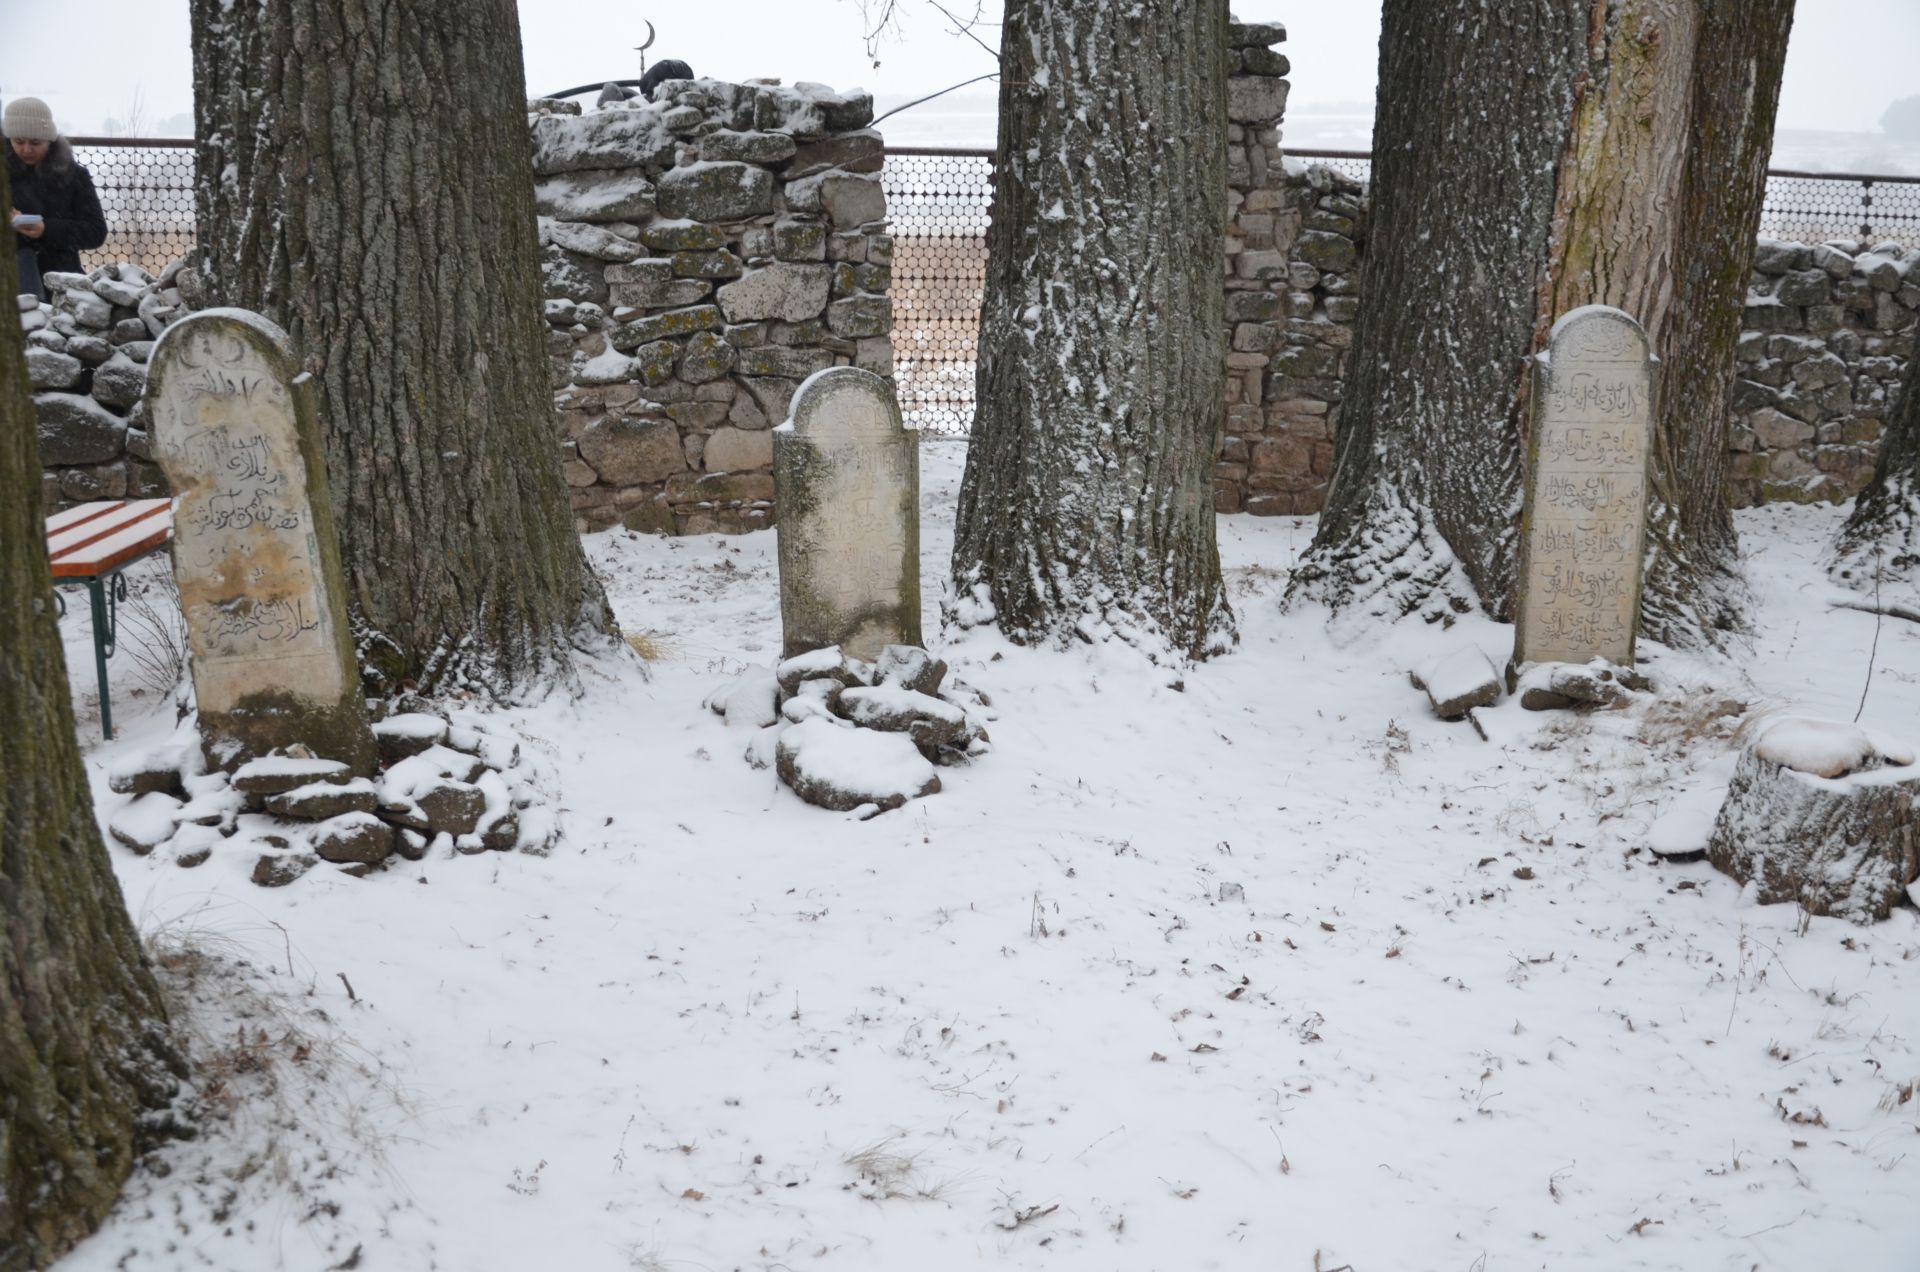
xmin=1706 ymin=719 xmax=1920 ymax=924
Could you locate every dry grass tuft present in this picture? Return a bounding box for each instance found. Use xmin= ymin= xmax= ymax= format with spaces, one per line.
xmin=625 ymin=630 xmax=670 ymax=661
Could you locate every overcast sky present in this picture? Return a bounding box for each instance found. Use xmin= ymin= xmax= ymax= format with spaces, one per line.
xmin=3 ymin=1 xmax=1916 ymax=154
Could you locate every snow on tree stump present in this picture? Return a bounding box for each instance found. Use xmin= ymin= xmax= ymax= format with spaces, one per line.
xmin=1706 ymin=718 xmax=1920 ymax=924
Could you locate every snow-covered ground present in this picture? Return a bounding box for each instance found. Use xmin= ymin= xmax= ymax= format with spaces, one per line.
xmin=57 ymin=446 xmax=1920 ymax=1271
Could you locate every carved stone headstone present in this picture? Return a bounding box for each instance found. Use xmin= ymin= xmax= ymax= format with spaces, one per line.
xmin=148 ymin=309 xmax=375 ymax=774
xmin=1512 ymin=305 xmax=1654 ymax=671
xmin=772 ymin=367 xmax=921 ymax=661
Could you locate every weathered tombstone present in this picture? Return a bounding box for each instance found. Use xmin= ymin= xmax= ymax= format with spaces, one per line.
xmin=148 ymin=309 xmax=375 ymax=774
xmin=1512 ymin=305 xmax=1655 ymax=672
xmin=772 ymin=367 xmax=922 ymax=661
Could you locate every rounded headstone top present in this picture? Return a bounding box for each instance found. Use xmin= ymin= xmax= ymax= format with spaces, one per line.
xmin=149 ymin=307 xmax=301 ymax=387
xmin=1546 ymin=304 xmax=1649 ymax=362
xmin=780 ymin=366 xmax=903 ymax=443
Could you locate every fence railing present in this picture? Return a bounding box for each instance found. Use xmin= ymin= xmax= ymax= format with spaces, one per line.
xmin=60 ymin=138 xmax=1920 ymax=439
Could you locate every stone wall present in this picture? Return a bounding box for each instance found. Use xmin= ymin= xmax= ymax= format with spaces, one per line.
xmin=534 ymin=78 xmax=894 ymax=535
xmin=1732 ymin=239 xmax=1918 ymax=506
xmin=1211 ymin=167 xmax=1917 ymax=516
xmin=22 ymin=263 xmax=183 ymax=505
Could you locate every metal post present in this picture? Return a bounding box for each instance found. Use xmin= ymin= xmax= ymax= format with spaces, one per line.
xmin=1861 ymin=179 xmax=1874 ymax=243
xmin=86 ymin=575 xmax=114 ymax=739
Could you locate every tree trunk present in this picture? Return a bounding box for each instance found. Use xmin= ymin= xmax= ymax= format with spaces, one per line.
xmin=949 ymin=0 xmax=1236 ymax=662
xmin=1288 ymin=1 xmax=1591 ymax=624
xmin=1640 ymin=0 xmax=1794 ymax=648
xmin=189 ymin=0 xmax=616 ymax=697
xmin=1831 ymin=339 xmax=1920 ymax=595
xmin=1 ymin=178 xmax=184 ymax=1272
xmin=1291 ymin=0 xmax=1791 ymax=645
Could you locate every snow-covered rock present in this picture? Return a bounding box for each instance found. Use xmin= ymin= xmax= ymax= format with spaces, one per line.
xmin=774 ymin=717 xmax=940 ymax=814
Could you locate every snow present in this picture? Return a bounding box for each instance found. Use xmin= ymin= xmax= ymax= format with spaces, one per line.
xmin=372 ymin=712 xmax=449 ymax=743
xmin=1415 ymin=643 xmax=1502 ymax=705
xmin=54 ymin=454 xmax=1920 ymax=1271
xmin=775 ymin=715 xmax=938 ymax=802
xmin=230 ymin=755 xmax=349 ymax=784
xmin=1752 ymin=716 xmax=1915 ymax=778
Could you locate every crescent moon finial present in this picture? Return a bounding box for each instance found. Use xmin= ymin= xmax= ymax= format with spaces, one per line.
xmin=640 ymin=21 xmax=656 ymax=51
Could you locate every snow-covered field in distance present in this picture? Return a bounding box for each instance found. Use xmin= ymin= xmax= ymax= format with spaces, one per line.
xmin=53 ymin=447 xmax=1920 ymax=1271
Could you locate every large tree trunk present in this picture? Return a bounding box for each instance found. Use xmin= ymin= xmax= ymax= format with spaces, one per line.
xmin=1830 ymin=340 xmax=1920 ymax=597
xmin=189 ymin=0 xmax=616 ymax=697
xmin=1 ymin=179 xmax=184 ymax=1271
xmin=1287 ymin=1 xmax=1590 ymax=625
xmin=1640 ymin=0 xmax=1794 ymax=647
xmin=1290 ymin=0 xmax=1791 ymax=644
xmin=949 ymin=0 xmax=1236 ymax=662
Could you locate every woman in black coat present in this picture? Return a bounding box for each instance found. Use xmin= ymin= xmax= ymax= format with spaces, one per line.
xmin=5 ymin=97 xmax=107 ymax=297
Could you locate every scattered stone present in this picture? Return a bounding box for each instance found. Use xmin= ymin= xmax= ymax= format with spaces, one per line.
xmin=1516 ymin=660 xmax=1638 ymax=711
xmin=373 ymin=712 xmax=451 ymax=762
xmin=872 ymin=644 xmax=947 ymax=697
xmin=837 ymin=685 xmax=977 ymax=763
xmin=775 ymin=717 xmax=940 ymax=813
xmin=706 ymin=666 xmax=781 ymax=729
xmin=108 ymin=792 xmax=183 ymax=855
xmin=265 ymin=778 xmax=381 ymax=821
xmin=312 ymin=812 xmax=395 ymax=865
xmin=252 ymin=852 xmax=317 ymax=887
xmin=1410 ymin=647 xmax=1501 ymax=721
xmin=108 ymin=749 xmax=188 ymax=798
xmin=774 ymin=645 xmax=868 ymax=695
xmin=232 ymin=756 xmax=352 ymax=796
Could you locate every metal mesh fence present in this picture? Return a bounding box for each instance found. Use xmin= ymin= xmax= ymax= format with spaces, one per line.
xmin=67 ymin=138 xmax=196 ymax=275
xmin=58 ymin=138 xmax=1919 ymax=439
xmin=881 ymin=149 xmax=993 ymax=438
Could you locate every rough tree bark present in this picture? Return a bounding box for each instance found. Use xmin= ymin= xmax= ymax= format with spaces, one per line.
xmin=949 ymin=0 xmax=1235 ymax=662
xmin=1 ymin=182 xmax=184 ymax=1272
xmin=1830 ymin=342 xmax=1920 ymax=596
xmin=1290 ymin=0 xmax=1793 ymax=646
xmin=1640 ymin=0 xmax=1794 ymax=648
xmin=1287 ymin=1 xmax=1590 ymax=625
xmin=189 ymin=0 xmax=616 ymax=696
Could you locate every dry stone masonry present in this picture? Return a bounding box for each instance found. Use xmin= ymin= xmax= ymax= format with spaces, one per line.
xmin=1732 ymin=239 xmax=1918 ymax=506
xmin=147 ymin=309 xmax=375 ymax=775
xmin=23 ymin=262 xmax=187 ymax=506
xmin=1213 ymin=155 xmax=1914 ymax=516
xmin=772 ymin=368 xmax=921 ymax=661
xmin=534 ymin=77 xmax=896 ymax=536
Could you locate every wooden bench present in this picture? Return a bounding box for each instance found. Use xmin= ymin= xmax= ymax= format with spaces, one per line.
xmin=46 ymin=498 xmax=174 ymax=740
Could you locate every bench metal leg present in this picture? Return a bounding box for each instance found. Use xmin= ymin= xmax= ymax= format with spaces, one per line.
xmin=87 ymin=577 xmax=114 ymax=740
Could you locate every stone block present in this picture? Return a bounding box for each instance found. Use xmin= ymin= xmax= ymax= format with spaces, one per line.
xmin=530 ymin=107 xmax=676 ymax=175
xmin=827 ymin=295 xmax=890 ymax=338
xmin=717 ymin=263 xmax=832 ymax=323
xmin=787 ymin=130 xmax=885 ymax=179
xmin=704 ymin=426 xmax=775 ymax=472
xmin=640 ymin=221 xmax=729 ymax=251
xmin=1227 ymin=75 xmax=1289 ymax=124
xmin=657 ymin=163 xmax=775 ymax=222
xmin=699 ymin=129 xmax=799 ymax=164
xmin=609 ymin=304 xmax=724 ymax=351
xmin=774 ymin=219 xmax=829 ymax=262
xmin=534 ymin=169 xmax=657 ymax=223
xmin=35 ymin=393 xmax=126 ymax=465
xmin=679 ymin=331 xmax=738 ymax=383
xmin=578 ymin=415 xmax=686 ymax=485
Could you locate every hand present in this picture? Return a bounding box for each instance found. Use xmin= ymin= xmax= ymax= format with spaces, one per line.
xmin=13 ymin=219 xmax=44 ymax=239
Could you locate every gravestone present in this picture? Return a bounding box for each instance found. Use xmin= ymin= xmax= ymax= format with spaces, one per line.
xmin=772 ymin=367 xmax=921 ymax=661
xmin=148 ymin=309 xmax=375 ymax=774
xmin=1512 ymin=305 xmax=1655 ymax=671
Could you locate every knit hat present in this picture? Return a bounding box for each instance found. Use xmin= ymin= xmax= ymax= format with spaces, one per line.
xmin=3 ymin=98 xmax=58 ymax=143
